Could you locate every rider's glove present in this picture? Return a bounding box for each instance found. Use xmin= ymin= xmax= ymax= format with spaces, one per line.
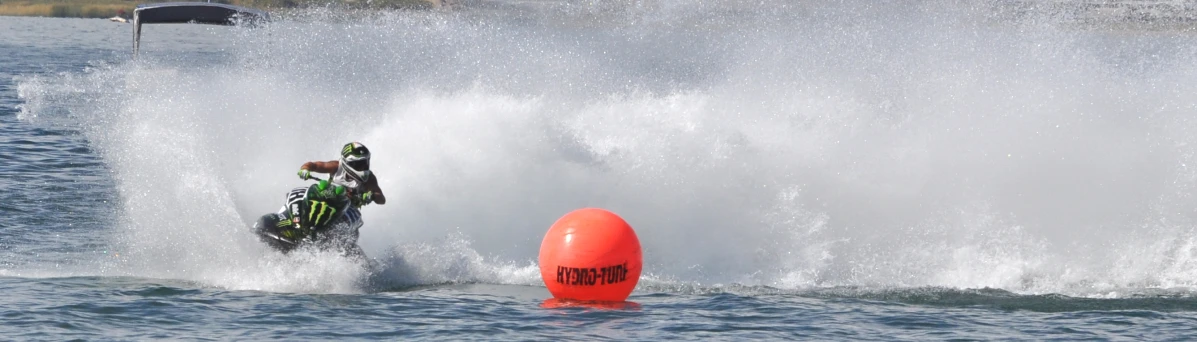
xmin=298 ymin=168 xmax=311 ymax=180
xmin=360 ymin=191 xmax=374 ymax=205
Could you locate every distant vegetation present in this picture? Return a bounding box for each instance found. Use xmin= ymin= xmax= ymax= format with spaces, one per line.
xmin=0 ymin=0 xmax=133 ymax=18
xmin=0 ymin=0 xmax=439 ymax=19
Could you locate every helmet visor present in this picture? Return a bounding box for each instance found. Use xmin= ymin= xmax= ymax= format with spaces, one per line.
xmin=345 ymin=158 xmax=370 ymax=171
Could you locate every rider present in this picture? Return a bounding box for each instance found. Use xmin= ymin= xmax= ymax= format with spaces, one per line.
xmin=297 ymin=142 xmax=386 ymax=207
xmin=254 ymin=142 xmax=384 ymax=254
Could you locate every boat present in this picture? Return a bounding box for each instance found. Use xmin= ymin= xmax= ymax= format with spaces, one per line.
xmin=132 ymin=1 xmax=270 ymax=57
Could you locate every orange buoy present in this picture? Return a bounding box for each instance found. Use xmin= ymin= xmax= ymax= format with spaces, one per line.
xmin=538 ymin=208 xmax=642 ymax=302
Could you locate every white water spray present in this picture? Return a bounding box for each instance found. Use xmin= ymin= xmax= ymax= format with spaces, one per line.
xmin=17 ymin=1 xmax=1197 ymax=295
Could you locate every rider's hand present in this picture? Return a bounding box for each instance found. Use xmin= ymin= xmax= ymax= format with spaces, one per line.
xmin=360 ymin=191 xmax=374 ymax=205
xmin=298 ymin=168 xmax=311 ymax=180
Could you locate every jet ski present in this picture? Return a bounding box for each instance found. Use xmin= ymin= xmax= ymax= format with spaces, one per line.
xmin=253 ymin=179 xmax=365 ymax=258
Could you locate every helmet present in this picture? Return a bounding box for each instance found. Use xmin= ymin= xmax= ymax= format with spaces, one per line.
xmin=339 ymin=142 xmax=371 ymax=179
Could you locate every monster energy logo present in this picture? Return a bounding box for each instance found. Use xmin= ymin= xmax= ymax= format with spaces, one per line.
xmin=342 ymin=144 xmax=354 ymax=156
xmin=308 ymin=200 xmax=338 ymax=226
xmin=281 ymin=230 xmax=300 ymax=239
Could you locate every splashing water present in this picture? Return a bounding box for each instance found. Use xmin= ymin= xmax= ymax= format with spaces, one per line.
xmin=16 ymin=1 xmax=1197 ymax=296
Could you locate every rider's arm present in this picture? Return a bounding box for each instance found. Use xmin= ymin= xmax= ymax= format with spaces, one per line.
xmin=366 ymin=175 xmax=386 ymax=205
xmin=300 ymin=160 xmax=340 ymax=174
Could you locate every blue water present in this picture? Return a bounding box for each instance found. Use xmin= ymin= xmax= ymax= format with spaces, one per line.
xmin=5 ymin=2 xmax=1197 ymax=339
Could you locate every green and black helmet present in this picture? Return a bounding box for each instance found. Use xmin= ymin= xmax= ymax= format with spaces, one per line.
xmin=340 ymin=142 xmax=371 ymax=179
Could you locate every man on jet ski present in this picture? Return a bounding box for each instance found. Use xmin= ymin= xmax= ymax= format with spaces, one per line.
xmin=253 ymin=142 xmax=385 ymax=254
xmin=297 ymin=142 xmax=387 ymax=207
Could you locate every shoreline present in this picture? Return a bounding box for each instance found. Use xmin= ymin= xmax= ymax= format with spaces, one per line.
xmin=0 ymin=2 xmax=132 ymax=19
xmin=0 ymin=0 xmax=441 ymax=19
